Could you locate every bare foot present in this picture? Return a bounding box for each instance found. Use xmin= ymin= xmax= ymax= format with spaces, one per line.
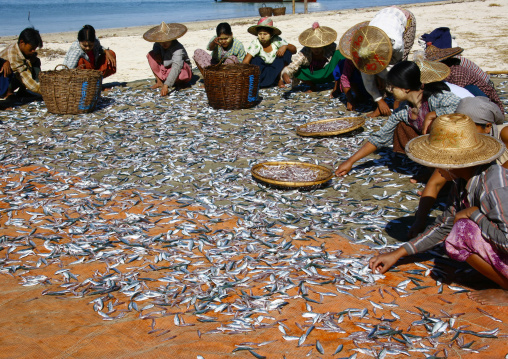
xmin=468 ymin=289 xmax=508 ymax=306
xmin=277 ymin=78 xmax=286 ymax=88
xmin=367 ymin=107 xmax=381 ymax=118
xmin=151 ymin=79 xmax=163 ymax=89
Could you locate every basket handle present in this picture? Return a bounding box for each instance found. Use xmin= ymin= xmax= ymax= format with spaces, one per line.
xmin=261 ymin=3 xmax=267 ymax=8
xmin=54 ymin=64 xmax=70 ymax=71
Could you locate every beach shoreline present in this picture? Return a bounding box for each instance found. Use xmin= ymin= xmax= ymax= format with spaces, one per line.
xmin=1 ymin=0 xmax=507 ymax=83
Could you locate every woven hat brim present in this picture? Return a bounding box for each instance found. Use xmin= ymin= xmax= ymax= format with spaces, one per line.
xmin=143 ymin=23 xmax=188 ymax=42
xmin=416 ymin=60 xmax=450 ymax=84
xmin=425 ymin=45 xmax=464 ymax=62
xmin=298 ymin=26 xmax=337 ymax=48
xmin=339 ymin=21 xmax=369 ymax=59
xmin=248 ymin=25 xmax=282 ymax=37
xmin=406 ymin=134 xmax=505 ymax=169
xmin=350 ymin=26 xmax=392 ymax=75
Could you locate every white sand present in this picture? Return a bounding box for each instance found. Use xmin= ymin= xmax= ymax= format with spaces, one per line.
xmin=1 ymin=0 xmax=507 ymax=83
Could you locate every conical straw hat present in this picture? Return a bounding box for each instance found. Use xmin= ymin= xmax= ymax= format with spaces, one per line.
xmin=350 ymin=26 xmax=392 ymax=75
xmin=248 ymin=17 xmax=282 ymax=36
xmin=298 ymin=22 xmax=337 ymax=48
xmin=143 ymin=22 xmax=188 ymax=42
xmin=406 ymin=113 xmax=505 ymax=169
xmin=339 ymin=21 xmax=369 ymax=59
xmin=425 ymin=44 xmax=463 ymax=62
xmin=415 ymin=59 xmax=450 ymax=84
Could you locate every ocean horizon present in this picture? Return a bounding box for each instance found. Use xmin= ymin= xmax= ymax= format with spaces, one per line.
xmin=0 ymin=0 xmax=436 ymax=37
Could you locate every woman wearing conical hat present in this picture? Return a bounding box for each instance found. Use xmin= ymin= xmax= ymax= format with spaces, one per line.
xmin=370 ymin=113 xmax=508 ymax=307
xmin=242 ymin=17 xmax=297 ymax=88
xmin=350 ymin=6 xmax=416 ymax=117
xmin=143 ymin=22 xmax=192 ymax=96
xmin=280 ymin=22 xmax=343 ymax=92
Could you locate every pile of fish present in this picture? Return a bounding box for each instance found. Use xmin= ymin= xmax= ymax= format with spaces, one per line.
xmin=0 ymin=78 xmax=506 ymax=357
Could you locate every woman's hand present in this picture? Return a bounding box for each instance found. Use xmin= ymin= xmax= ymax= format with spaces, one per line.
xmin=376 ymin=99 xmax=391 ymax=116
xmin=369 ymin=247 xmax=408 ymax=274
xmin=277 ymin=45 xmax=287 ymax=57
xmin=335 ymin=160 xmax=353 ymax=177
xmin=104 ymin=49 xmax=116 ymax=67
xmin=0 ymin=60 xmax=11 ymax=77
xmin=160 ymin=84 xmax=169 ymax=96
xmin=454 ymin=206 xmax=479 ymax=224
xmin=422 ymin=111 xmax=437 ymax=134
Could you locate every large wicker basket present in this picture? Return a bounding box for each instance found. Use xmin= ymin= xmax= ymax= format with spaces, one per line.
xmin=272 ymin=6 xmax=286 ymax=16
xmin=203 ymin=63 xmax=260 ymax=110
xmin=251 ymin=161 xmax=334 ymax=189
xmin=259 ymin=4 xmax=273 ymax=17
xmin=40 ymin=65 xmax=103 ymax=115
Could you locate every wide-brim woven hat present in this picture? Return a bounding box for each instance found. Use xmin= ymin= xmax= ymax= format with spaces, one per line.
xmin=415 ymin=59 xmax=450 ymax=84
xmin=350 ymin=26 xmax=392 ymax=75
xmin=406 ymin=113 xmax=505 ymax=169
xmin=298 ymin=22 xmax=337 ymax=48
xmin=248 ymin=17 xmax=282 ymax=37
xmin=425 ymin=44 xmax=464 ymax=62
xmin=143 ymin=22 xmax=187 ymax=42
xmin=339 ymin=21 xmax=369 ymax=59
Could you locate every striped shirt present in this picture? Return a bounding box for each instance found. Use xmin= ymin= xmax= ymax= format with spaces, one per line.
xmin=457 ymin=56 xmax=490 ymax=83
xmin=368 ymin=91 xmax=461 ymax=148
xmin=403 ymin=165 xmax=508 ymax=255
xmin=207 ymin=36 xmax=246 ymax=62
xmin=0 ymin=43 xmax=40 ymax=94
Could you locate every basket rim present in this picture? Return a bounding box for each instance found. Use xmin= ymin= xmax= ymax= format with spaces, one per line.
xmin=251 ymin=161 xmax=334 ymax=187
xmin=296 ymin=117 xmax=365 ymax=137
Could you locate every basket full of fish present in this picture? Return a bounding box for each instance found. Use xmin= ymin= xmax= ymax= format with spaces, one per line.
xmin=251 ymin=161 xmax=334 ymax=189
xmin=297 ymin=117 xmax=365 ymax=137
xmin=203 ymin=63 xmax=260 ymax=110
xmin=40 ymin=65 xmax=103 ymax=115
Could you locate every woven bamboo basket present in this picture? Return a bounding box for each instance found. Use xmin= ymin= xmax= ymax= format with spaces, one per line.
xmin=296 ymin=117 xmax=365 ymax=137
xmin=40 ymin=65 xmax=103 ymax=114
xmin=258 ymin=4 xmax=273 ymax=17
xmin=251 ymin=161 xmax=334 ymax=189
xmin=203 ymin=63 xmax=260 ymax=110
xmin=272 ymin=6 xmax=286 ymax=16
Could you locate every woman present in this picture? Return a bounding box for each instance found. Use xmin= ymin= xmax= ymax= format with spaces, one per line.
xmin=143 ymin=22 xmax=192 ymax=97
xmin=243 ymin=17 xmax=296 ymax=88
xmin=370 ymin=114 xmax=508 ymax=306
xmin=63 ymin=25 xmax=116 ymax=78
xmin=335 ymin=61 xmax=461 ymax=177
xmin=193 ymin=22 xmax=246 ymax=72
xmin=280 ymin=22 xmax=343 ymax=92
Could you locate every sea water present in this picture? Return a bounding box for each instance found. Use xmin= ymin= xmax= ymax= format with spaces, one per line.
xmin=0 ymin=0 xmax=434 ymax=37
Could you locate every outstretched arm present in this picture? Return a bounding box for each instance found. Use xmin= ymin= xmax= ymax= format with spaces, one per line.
xmin=335 ymin=141 xmax=377 ymax=176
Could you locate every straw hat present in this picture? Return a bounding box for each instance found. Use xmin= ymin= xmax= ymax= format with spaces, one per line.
xmin=425 ymin=44 xmax=464 ymax=62
xmin=339 ymin=21 xmax=369 ymax=59
xmin=248 ymin=17 xmax=282 ymax=37
xmin=350 ymin=26 xmax=392 ymax=75
xmin=406 ymin=114 xmax=505 ymax=169
xmin=298 ymin=22 xmax=337 ymax=48
xmin=415 ymin=59 xmax=450 ymax=84
xmin=143 ymin=22 xmax=187 ymax=42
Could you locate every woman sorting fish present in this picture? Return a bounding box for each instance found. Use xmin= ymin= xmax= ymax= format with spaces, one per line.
xmin=280 ymin=22 xmax=344 ymax=92
xmin=370 ymin=113 xmax=508 ymax=307
xmin=144 ymin=22 xmax=192 ymax=96
xmin=243 ymin=17 xmax=296 ymax=88
xmin=335 ymin=60 xmax=461 ymax=177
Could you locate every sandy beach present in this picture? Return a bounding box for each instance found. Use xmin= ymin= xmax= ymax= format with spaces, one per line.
xmin=1 ymin=0 xmax=507 ymax=83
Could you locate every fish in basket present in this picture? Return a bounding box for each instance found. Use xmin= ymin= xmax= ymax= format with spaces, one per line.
xmin=39 ymin=65 xmax=103 ymax=115
xmin=251 ymin=161 xmax=334 ymax=189
xmin=296 ymin=117 xmax=365 ymax=137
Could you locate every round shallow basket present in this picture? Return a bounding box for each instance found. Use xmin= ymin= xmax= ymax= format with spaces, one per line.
xmin=272 ymin=6 xmax=286 ymax=16
xmin=204 ymin=63 xmax=260 ymax=110
xmin=251 ymin=161 xmax=334 ymax=189
xmin=296 ymin=117 xmax=365 ymax=137
xmin=259 ymin=4 xmax=273 ymax=17
xmin=40 ymin=65 xmax=103 ymax=115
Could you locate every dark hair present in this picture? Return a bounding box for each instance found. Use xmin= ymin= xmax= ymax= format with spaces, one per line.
xmin=216 ymin=22 xmax=232 ymax=36
xmin=256 ymin=27 xmax=273 ymax=36
xmin=441 ymin=57 xmax=461 ymax=67
xmin=18 ymin=27 xmax=43 ymax=48
xmin=78 ymin=25 xmax=96 ymax=42
xmin=387 ymin=60 xmax=450 ymax=101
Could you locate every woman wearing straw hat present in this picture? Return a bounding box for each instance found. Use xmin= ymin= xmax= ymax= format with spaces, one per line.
xmin=409 ymin=96 xmax=508 ymax=239
xmin=280 ymin=22 xmax=343 ymax=92
xmin=425 ymin=45 xmax=504 ymax=114
xmin=243 ymin=17 xmax=296 ymax=88
xmin=144 ymin=22 xmax=192 ymax=96
xmin=335 ymin=61 xmax=461 ymax=177
xmin=350 ymin=6 xmax=416 ymax=118
xmin=370 ymin=114 xmax=508 ymax=306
